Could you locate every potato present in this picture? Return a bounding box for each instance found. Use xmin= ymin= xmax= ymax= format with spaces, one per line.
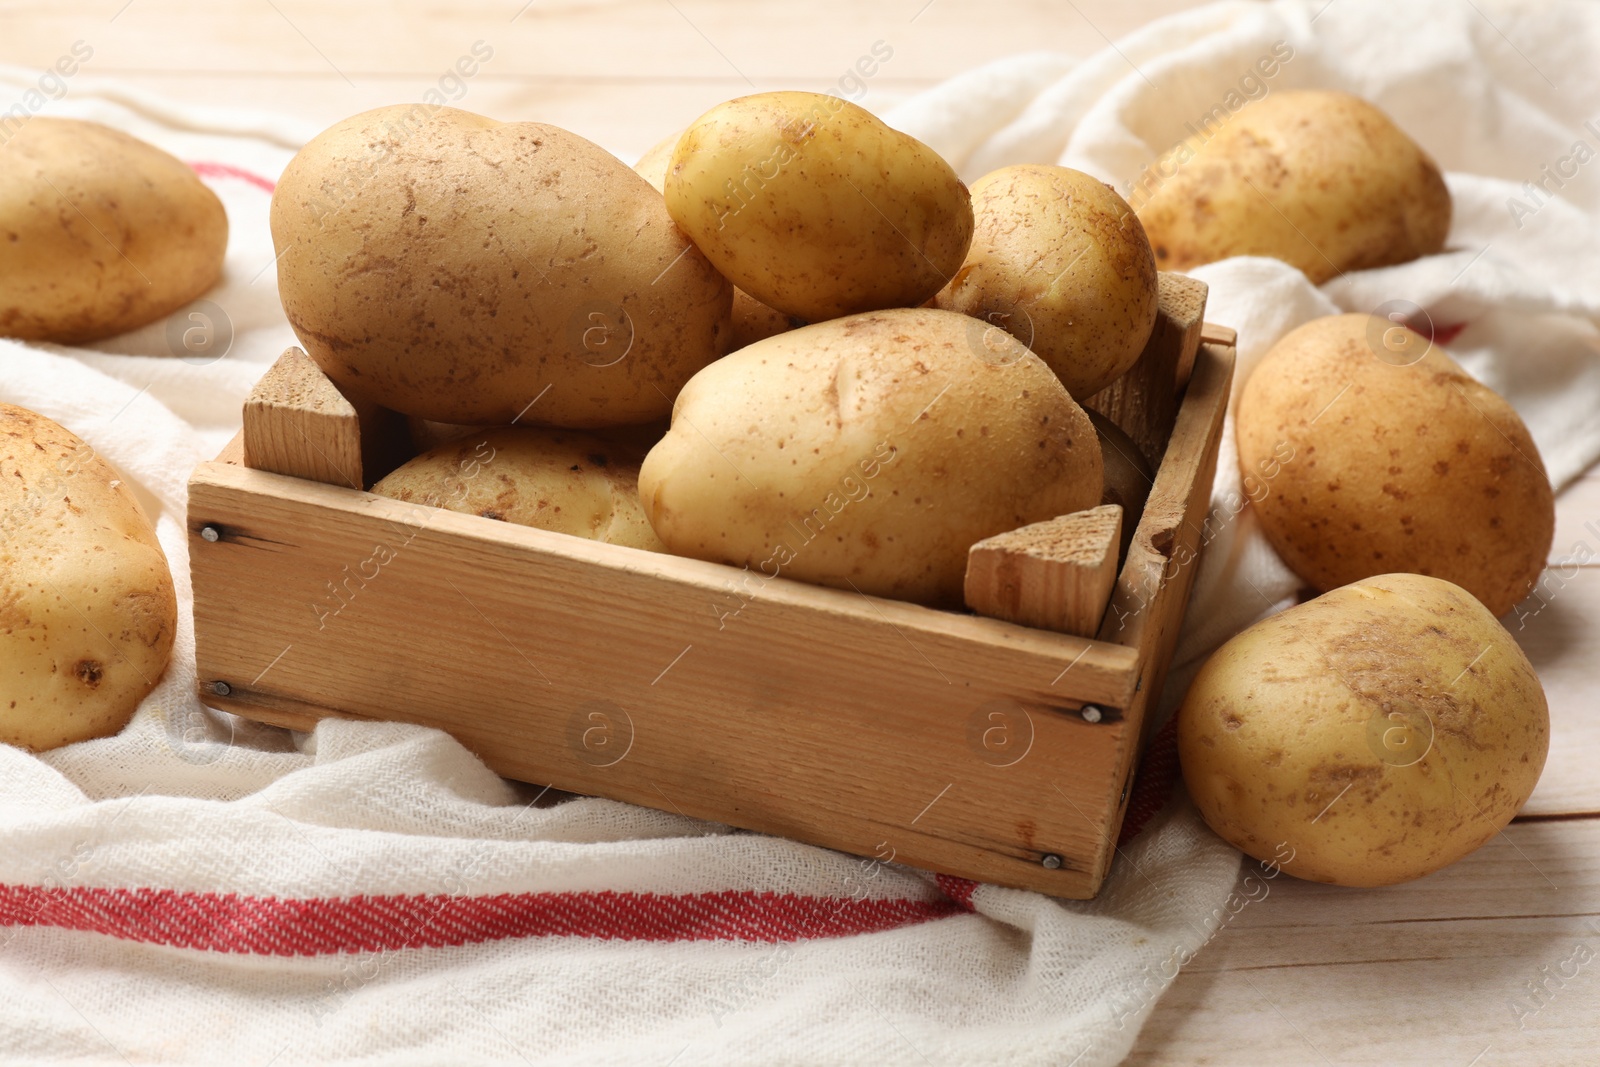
xmin=406 ymin=415 xmax=478 ymax=454
xmin=0 ymin=404 xmax=177 ymax=750
xmin=636 ymin=136 xmax=803 ymax=352
xmin=1179 ymin=572 xmax=1548 ymax=886
xmin=638 ymin=307 xmax=1103 ymax=607
xmin=272 ymin=105 xmax=732 ymax=427
xmin=0 ymin=118 xmax=227 ymax=344
xmin=372 ymin=426 xmax=665 ymax=552
xmin=633 ymin=130 xmax=679 ymax=191
xmin=1237 ymin=314 xmax=1553 ymax=617
xmin=935 ymin=165 xmax=1158 ymax=398
xmin=664 ymin=92 xmax=973 ymax=321
xmin=1135 ymin=91 xmax=1450 ymax=284
xmin=1088 ymin=409 xmax=1152 ymax=562
xmin=728 ymin=289 xmax=804 ymax=351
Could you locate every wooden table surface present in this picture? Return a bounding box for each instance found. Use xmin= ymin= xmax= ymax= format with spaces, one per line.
xmin=4 ymin=2 xmax=1597 ymax=1063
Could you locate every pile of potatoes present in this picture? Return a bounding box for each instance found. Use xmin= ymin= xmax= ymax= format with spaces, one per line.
xmin=0 ymin=84 xmax=1557 ymax=890
xmin=273 ymin=92 xmax=1163 ymax=609
xmin=1128 ymin=92 xmax=1553 ymax=886
xmin=274 ymin=88 xmax=1554 ymax=889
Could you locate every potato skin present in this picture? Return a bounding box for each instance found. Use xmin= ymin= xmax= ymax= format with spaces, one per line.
xmin=637 ymin=132 xmax=802 ymax=351
xmin=1179 ymin=573 xmax=1548 ymax=887
xmin=632 ymin=130 xmax=679 ymax=191
xmin=935 ymin=165 xmax=1158 ymax=398
xmin=728 ymin=289 xmax=804 ymax=351
xmin=0 ymin=118 xmax=227 ymax=344
xmin=1135 ymin=91 xmax=1450 ymax=284
xmin=1237 ymin=314 xmax=1552 ymax=617
xmin=664 ymin=91 xmax=973 ymax=321
xmin=0 ymin=404 xmax=177 ymax=751
xmin=638 ymin=307 xmax=1103 ymax=607
xmin=272 ymin=106 xmax=732 ymax=427
xmin=372 ymin=426 xmax=665 ymax=551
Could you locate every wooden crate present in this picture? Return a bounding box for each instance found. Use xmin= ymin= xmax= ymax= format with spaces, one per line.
xmin=188 ymin=275 xmax=1235 ymax=899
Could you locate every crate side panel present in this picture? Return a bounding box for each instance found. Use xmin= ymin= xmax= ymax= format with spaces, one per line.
xmin=189 ymin=466 xmax=1144 ymax=898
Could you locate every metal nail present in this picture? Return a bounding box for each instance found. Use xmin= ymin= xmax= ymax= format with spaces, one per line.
xmin=1041 ymin=854 xmax=1063 ymax=870
xmin=211 ymin=681 xmax=232 ymax=697
xmin=1081 ymin=705 xmax=1104 ymax=723
xmin=200 ymin=526 xmax=220 ymax=543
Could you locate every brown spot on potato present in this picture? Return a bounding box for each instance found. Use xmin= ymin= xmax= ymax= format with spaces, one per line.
xmin=74 ymin=659 xmax=103 ymax=687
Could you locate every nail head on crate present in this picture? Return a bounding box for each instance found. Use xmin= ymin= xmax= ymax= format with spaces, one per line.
xmin=1081 ymin=705 xmax=1103 ymax=724
xmin=200 ymin=526 xmax=220 ymax=542
xmin=1041 ymin=853 xmax=1064 ymax=870
xmin=211 ymin=680 xmax=232 ymax=697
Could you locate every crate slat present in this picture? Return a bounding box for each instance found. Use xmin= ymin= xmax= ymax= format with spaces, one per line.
xmin=1085 ymin=272 xmax=1208 ymax=469
xmin=964 ymin=504 xmax=1123 ymax=637
xmin=190 ymin=461 xmax=1150 ymax=896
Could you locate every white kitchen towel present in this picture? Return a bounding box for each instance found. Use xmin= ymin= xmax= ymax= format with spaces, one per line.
xmin=2 ymin=0 xmax=1598 ymax=1064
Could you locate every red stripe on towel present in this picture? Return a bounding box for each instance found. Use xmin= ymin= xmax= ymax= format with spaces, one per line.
xmin=187 ymin=161 xmax=276 ymax=193
xmin=0 ymin=884 xmax=961 ymax=955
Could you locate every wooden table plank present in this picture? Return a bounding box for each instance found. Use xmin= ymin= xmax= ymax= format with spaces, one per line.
xmin=1516 ymin=570 xmax=1600 ymax=819
xmin=0 ymin=0 xmax=1204 ymax=153
xmin=1129 ymin=818 xmax=1600 ymax=1064
xmin=1551 ymin=465 xmax=1600 ymax=567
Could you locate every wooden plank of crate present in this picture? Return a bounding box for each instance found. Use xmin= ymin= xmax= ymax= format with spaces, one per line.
xmin=1101 ymin=337 xmax=1234 ymax=759
xmin=242 ymin=347 xmax=408 ymax=490
xmin=242 ymin=348 xmax=365 ymax=489
xmin=964 ymin=504 xmax=1123 ymax=637
xmin=1085 ymin=273 xmax=1208 ymax=468
xmin=1100 ymin=341 xmax=1233 ymax=648
xmin=215 ymin=430 xmax=245 ymax=466
xmin=1047 ymin=338 xmax=1232 ymax=868
xmin=188 ymin=461 xmax=1144 ymax=898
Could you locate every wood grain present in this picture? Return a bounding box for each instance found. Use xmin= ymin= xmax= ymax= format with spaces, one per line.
xmin=1549 ymin=465 xmax=1600 ymax=567
xmin=242 ymin=348 xmax=365 ymax=489
xmin=0 ymin=0 xmax=1209 ymax=154
xmin=1513 ymin=568 xmax=1600 ymax=818
xmin=965 ymin=504 xmax=1122 ymax=637
xmin=241 ymin=348 xmax=410 ymax=490
xmin=1129 ymin=817 xmax=1600 ymax=1064
xmin=189 ymin=457 xmax=1152 ymax=898
xmin=1085 ymin=273 xmax=1208 ymax=469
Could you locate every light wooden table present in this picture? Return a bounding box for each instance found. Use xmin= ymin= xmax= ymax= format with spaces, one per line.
xmin=5 ymin=3 xmax=1597 ymax=1063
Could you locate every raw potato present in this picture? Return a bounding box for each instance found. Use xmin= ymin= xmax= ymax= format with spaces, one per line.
xmin=728 ymin=289 xmax=804 ymax=352
xmin=1179 ymin=573 xmax=1548 ymax=886
xmin=935 ymin=165 xmax=1159 ymax=398
xmin=0 ymin=118 xmax=228 ymax=344
xmin=664 ymin=91 xmax=973 ymax=321
xmin=0 ymin=404 xmax=177 ymax=750
xmin=372 ymin=427 xmax=666 ymax=552
xmin=639 ymin=307 xmax=1103 ymax=607
xmin=1237 ymin=314 xmax=1553 ymax=617
xmin=272 ymin=105 xmax=732 ymax=427
xmin=406 ymin=415 xmax=478 ymax=454
xmin=1136 ymin=91 xmax=1451 ymax=284
xmin=627 ymin=130 xmax=678 ymax=191
xmin=632 ymin=130 xmax=679 ymax=191
xmin=636 ymin=134 xmax=803 ymax=351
